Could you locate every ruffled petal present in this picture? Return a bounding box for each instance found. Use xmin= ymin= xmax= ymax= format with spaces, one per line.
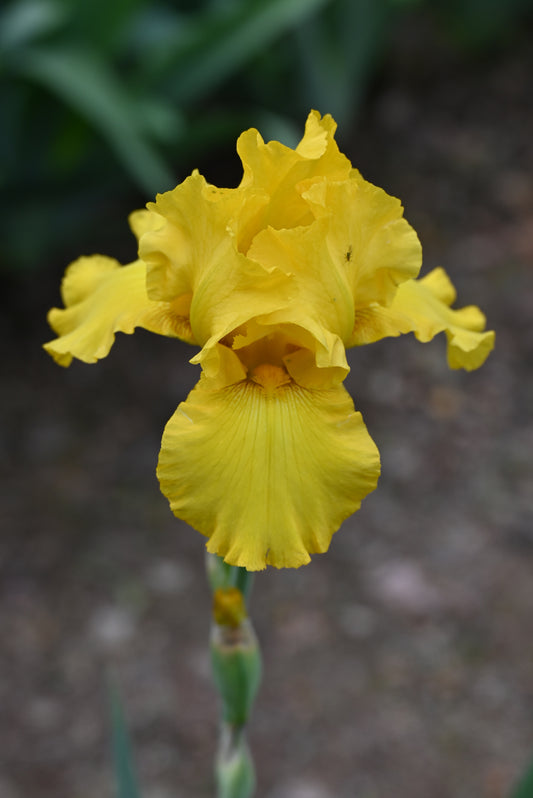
xmin=192 ymin=317 xmax=350 ymax=392
xmin=296 ymin=110 xmax=342 ymax=160
xmin=245 ymin=176 xmax=421 ymax=350
xmin=157 ymin=375 xmax=380 ymax=570
xmin=141 ymin=171 xmax=237 ymax=301
xmin=128 ymin=207 xmax=165 ymax=240
xmin=236 ymin=110 xmax=352 ymax=235
xmin=139 ymin=171 xmax=291 ymax=346
xmin=247 ymin=222 xmax=355 ymax=343
xmin=44 ymin=256 xmax=196 ymax=366
xmin=348 ymin=267 xmax=495 ymax=370
xmin=301 ymin=174 xmax=422 ymax=310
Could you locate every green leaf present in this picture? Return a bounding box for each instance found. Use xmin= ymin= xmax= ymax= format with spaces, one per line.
xmin=387 ymin=0 xmax=423 ymax=6
xmin=133 ymin=97 xmax=185 ymax=145
xmin=294 ymin=0 xmax=391 ymax=126
xmin=10 ymin=45 xmax=175 ymax=193
xmin=155 ymin=0 xmax=333 ymax=104
xmin=61 ymin=0 xmax=147 ymax=53
xmin=109 ymin=682 xmax=142 ymax=798
xmin=0 ymin=0 xmax=67 ymax=51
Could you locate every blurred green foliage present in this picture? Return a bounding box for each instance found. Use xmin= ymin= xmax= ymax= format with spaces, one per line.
xmin=109 ymin=681 xmax=142 ymax=798
xmin=1 ymin=0 xmax=532 ymax=272
xmin=510 ymin=748 xmax=533 ymax=798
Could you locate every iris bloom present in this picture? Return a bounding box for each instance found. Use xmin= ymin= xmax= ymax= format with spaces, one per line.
xmin=45 ymin=111 xmax=494 ymax=570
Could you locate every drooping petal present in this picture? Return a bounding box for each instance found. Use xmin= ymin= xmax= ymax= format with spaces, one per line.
xmin=348 ymin=267 xmax=495 ymax=370
xmin=157 ymin=374 xmax=380 ymax=570
xmin=44 ymin=256 xmax=196 ymax=366
xmin=399 ymin=268 xmax=495 ymax=370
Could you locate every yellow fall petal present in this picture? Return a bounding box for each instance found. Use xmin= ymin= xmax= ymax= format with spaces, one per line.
xmin=157 ymin=372 xmax=380 ymax=570
xmin=44 ymin=255 xmax=196 ymax=366
xmin=349 ymin=267 xmax=495 ymax=370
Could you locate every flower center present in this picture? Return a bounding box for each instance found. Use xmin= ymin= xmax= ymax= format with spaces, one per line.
xmin=249 ymin=364 xmax=292 ymax=395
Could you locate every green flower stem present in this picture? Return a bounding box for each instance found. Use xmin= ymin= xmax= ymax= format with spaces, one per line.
xmin=233 ymin=566 xmax=254 ymax=602
xmin=206 ymin=554 xmax=261 ymax=798
xmin=215 ymin=724 xmax=255 ymax=798
xmin=206 ymin=554 xmax=255 ymax=600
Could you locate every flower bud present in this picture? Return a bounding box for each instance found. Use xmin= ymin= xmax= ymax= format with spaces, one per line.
xmin=213 ymin=587 xmax=247 ymax=628
xmin=210 ymin=617 xmax=262 ymax=727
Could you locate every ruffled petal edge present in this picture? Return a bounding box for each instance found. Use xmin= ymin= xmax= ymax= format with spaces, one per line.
xmin=157 ymin=377 xmax=380 ymax=570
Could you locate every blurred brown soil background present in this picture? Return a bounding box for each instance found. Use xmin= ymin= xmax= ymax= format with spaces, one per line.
xmin=2 ymin=26 xmax=533 ymax=798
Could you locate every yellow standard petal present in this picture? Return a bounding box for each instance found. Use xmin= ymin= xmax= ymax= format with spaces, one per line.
xmin=247 ymin=222 xmax=355 ymax=343
xmin=128 ymin=207 xmax=165 ymax=240
xmin=301 ymin=174 xmax=422 ymax=310
xmin=236 ymin=110 xmax=352 ymax=241
xmin=44 ymin=255 xmax=196 ymax=366
xmin=157 ymin=369 xmax=380 ymax=571
xmin=245 ymin=176 xmax=421 ymax=350
xmin=139 ymin=170 xmax=291 ymax=347
xmin=349 ymin=267 xmax=495 ymax=370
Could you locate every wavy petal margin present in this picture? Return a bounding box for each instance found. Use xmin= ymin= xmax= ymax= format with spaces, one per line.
xmin=139 ymin=171 xmax=292 ymax=347
xmin=301 ymin=175 xmax=422 ymax=310
xmin=157 ymin=376 xmax=380 ymax=570
xmin=236 ymin=110 xmax=352 ymax=235
xmin=348 ymin=268 xmax=495 ymax=370
xmin=44 ymin=256 xmax=196 ymax=366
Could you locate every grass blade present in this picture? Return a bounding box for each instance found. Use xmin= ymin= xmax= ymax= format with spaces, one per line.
xmin=158 ymin=0 xmax=333 ymax=104
xmin=12 ymin=44 xmax=175 ymax=193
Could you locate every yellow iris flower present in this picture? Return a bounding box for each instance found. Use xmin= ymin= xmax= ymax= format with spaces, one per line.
xmin=44 ymin=111 xmax=494 ymax=570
